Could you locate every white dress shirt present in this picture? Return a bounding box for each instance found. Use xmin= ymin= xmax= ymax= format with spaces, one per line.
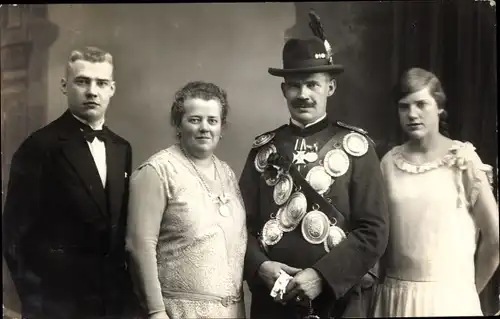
xmin=290 ymin=113 xmax=327 ymax=129
xmin=73 ymin=114 xmax=107 ymax=187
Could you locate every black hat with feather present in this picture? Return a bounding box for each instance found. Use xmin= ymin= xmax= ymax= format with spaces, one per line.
xmin=268 ymin=10 xmax=344 ymax=77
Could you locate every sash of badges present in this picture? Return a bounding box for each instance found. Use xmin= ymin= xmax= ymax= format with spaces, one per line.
xmin=253 ymin=127 xmax=370 ymax=253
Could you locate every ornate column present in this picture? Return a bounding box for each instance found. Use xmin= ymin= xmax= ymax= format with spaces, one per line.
xmin=1 ymin=4 xmax=58 ymax=316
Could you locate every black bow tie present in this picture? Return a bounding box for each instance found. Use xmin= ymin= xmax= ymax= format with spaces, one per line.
xmin=81 ymin=126 xmax=108 ymax=142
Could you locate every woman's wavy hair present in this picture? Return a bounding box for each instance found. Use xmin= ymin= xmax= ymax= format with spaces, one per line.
xmin=170 ymin=81 xmax=229 ymax=136
xmin=393 ymin=67 xmax=449 ymax=137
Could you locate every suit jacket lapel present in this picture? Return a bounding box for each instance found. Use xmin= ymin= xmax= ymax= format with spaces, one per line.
xmin=61 ymin=136 xmax=108 ymax=217
xmin=105 ymin=133 xmax=127 ymax=225
xmin=58 ymin=111 xmax=108 ymax=217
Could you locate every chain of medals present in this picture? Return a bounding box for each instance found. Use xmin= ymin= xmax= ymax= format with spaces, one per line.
xmin=180 ymin=146 xmax=231 ymax=217
xmin=254 ymin=131 xmax=370 ymax=254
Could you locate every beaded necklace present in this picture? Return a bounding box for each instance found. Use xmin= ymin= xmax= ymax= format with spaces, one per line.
xmin=180 ymin=145 xmax=230 ymax=217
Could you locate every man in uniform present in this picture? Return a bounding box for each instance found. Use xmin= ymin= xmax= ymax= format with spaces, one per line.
xmin=239 ymin=13 xmax=389 ymax=319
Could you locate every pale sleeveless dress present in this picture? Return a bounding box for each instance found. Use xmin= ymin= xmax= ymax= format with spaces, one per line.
xmin=131 ymin=144 xmax=247 ymax=318
xmin=372 ymin=141 xmax=493 ymax=317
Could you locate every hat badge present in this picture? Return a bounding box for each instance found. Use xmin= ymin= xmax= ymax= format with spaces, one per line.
xmin=267 ymin=10 xmax=344 ymax=77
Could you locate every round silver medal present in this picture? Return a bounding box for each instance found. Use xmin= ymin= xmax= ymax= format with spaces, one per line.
xmin=324 ymin=225 xmax=347 ymax=252
xmin=261 ymin=219 xmax=283 ymax=246
xmin=301 ymin=210 xmax=330 ymax=245
xmin=276 ymin=206 xmax=295 ymax=232
xmin=278 ymin=192 xmax=307 ymax=232
xmin=305 ymin=166 xmax=334 ymax=195
xmin=304 ymin=152 xmax=319 ymax=163
xmin=343 ymin=132 xmax=369 ymax=157
xmin=252 ymin=132 xmax=275 ymax=149
xmin=323 ymin=149 xmax=350 ymax=177
xmin=273 ymin=173 xmax=293 ymax=206
xmin=254 ymin=143 xmax=277 ymax=173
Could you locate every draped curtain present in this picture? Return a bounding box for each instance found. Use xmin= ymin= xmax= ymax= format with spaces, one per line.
xmin=390 ymin=0 xmax=498 ymax=314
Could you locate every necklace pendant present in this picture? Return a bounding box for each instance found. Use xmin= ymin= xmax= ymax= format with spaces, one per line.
xmin=218 ymin=194 xmax=229 ymax=205
xmin=216 ymin=194 xmax=230 ymax=217
xmin=219 ymin=203 xmax=230 ymax=217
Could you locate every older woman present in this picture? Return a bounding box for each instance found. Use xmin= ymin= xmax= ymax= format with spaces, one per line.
xmin=372 ymin=68 xmax=499 ymax=316
xmin=126 ymin=81 xmax=247 ymax=319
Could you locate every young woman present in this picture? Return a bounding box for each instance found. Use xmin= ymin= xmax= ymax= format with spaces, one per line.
xmin=373 ymin=68 xmax=499 ymax=316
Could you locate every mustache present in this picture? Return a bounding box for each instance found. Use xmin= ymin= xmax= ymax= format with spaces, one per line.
xmin=291 ymin=100 xmax=315 ymax=108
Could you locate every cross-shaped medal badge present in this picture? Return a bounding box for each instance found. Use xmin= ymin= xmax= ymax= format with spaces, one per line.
xmin=292 ymin=139 xmax=319 ymax=167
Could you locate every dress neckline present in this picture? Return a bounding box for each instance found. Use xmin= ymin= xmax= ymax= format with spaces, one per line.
xmin=392 ymin=140 xmax=469 ymax=174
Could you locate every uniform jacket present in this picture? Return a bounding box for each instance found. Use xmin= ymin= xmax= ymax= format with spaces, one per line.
xmin=239 ymin=118 xmax=389 ymax=318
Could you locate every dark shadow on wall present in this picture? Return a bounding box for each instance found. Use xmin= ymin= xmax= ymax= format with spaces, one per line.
xmin=285 ymin=2 xmax=396 ymax=159
xmin=391 ymin=6 xmax=498 ymax=314
xmin=1 ymin=4 xmax=59 ymax=315
xmin=284 ymin=1 xmax=499 ymax=316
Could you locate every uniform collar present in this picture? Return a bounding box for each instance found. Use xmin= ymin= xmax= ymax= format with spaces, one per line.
xmin=290 ymin=114 xmax=327 ymax=129
xmin=288 ymin=114 xmax=329 ymax=136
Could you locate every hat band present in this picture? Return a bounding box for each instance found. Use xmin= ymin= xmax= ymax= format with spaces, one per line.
xmin=283 ymin=58 xmax=330 ymax=69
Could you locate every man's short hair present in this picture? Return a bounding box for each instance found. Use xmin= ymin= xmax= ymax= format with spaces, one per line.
xmin=65 ymin=46 xmax=114 ymax=78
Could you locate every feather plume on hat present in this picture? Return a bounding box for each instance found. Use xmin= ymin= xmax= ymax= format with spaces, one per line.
xmin=308 ymin=9 xmax=333 ymax=64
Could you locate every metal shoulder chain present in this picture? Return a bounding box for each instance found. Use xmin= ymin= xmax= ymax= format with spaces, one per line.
xmin=180 ymin=146 xmax=227 ymax=201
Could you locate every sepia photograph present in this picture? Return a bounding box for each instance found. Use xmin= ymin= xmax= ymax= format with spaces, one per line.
xmin=1 ymin=1 xmax=498 ymax=318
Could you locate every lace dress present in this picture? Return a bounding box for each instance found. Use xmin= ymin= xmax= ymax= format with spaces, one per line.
xmin=372 ymin=141 xmax=493 ymax=317
xmin=127 ymin=144 xmax=247 ymax=318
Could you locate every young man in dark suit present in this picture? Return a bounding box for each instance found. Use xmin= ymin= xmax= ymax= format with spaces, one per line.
xmin=239 ymin=16 xmax=389 ymax=319
xmin=3 ymin=46 xmax=141 ymax=319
